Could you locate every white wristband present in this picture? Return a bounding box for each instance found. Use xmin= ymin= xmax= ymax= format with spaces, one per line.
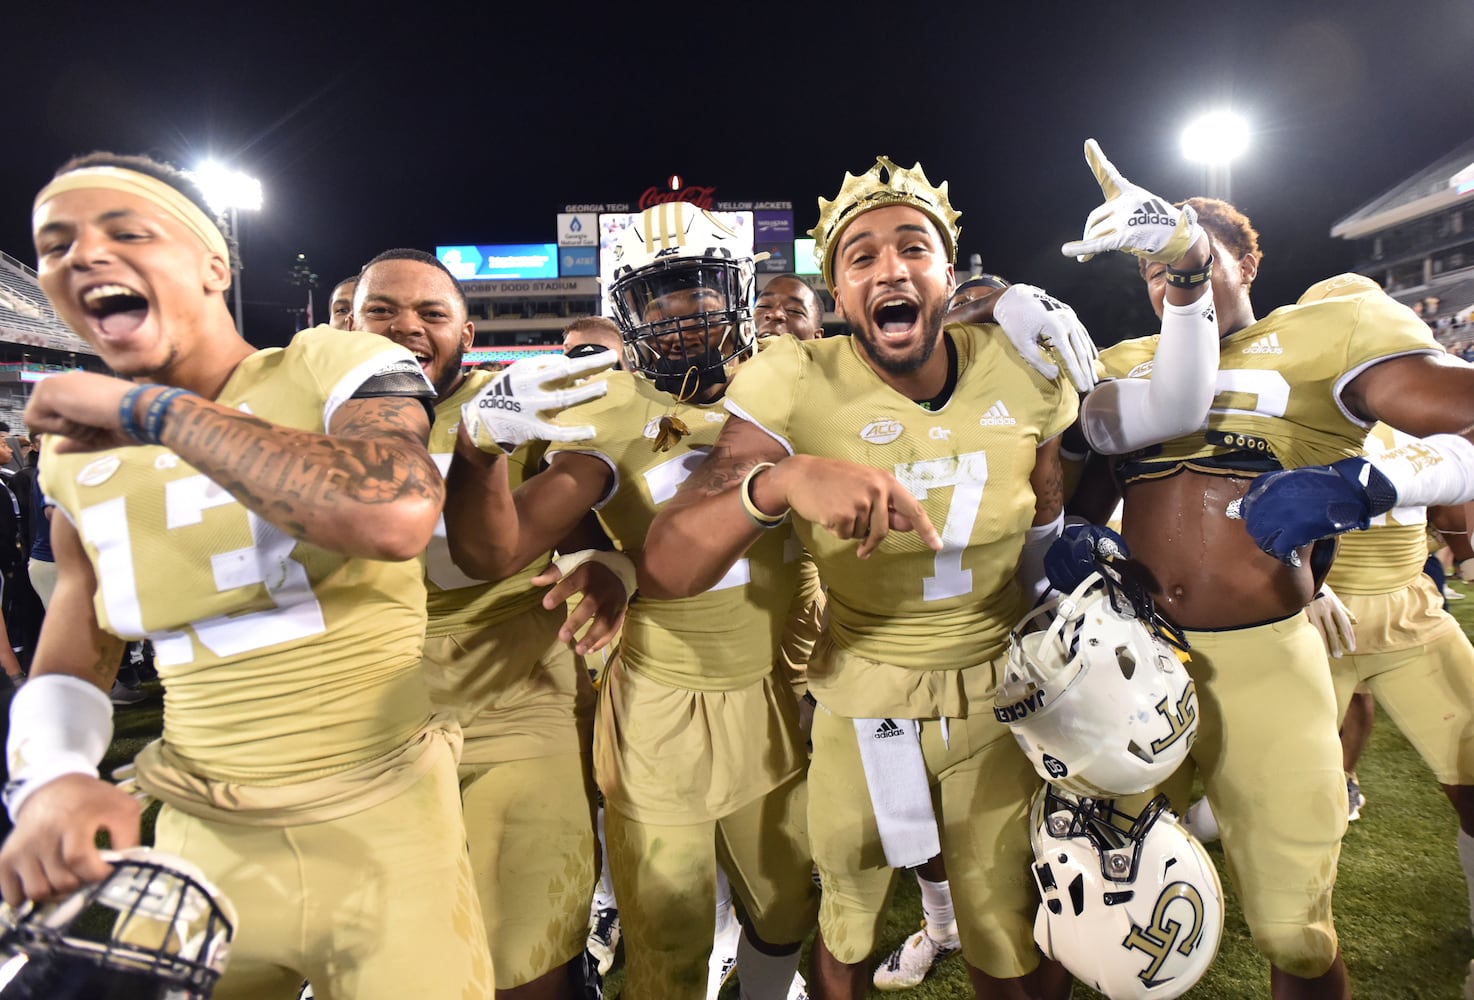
xmin=1370 ymin=434 xmax=1474 ymax=510
xmin=1018 ymin=513 xmax=1064 ymax=602
xmin=4 ymin=674 xmax=114 ymax=821
xmin=552 ymin=548 xmax=638 ymax=598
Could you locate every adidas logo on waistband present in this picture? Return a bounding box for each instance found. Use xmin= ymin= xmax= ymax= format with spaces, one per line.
xmin=873 ymin=718 xmax=906 ymax=739
xmin=979 ymin=400 xmax=1017 ymax=426
xmin=1242 ymin=333 xmax=1283 ymax=354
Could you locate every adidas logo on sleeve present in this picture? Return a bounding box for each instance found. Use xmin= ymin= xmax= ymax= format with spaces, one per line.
xmin=978 ymin=401 xmax=1017 ymax=426
xmin=1241 ymin=333 xmax=1283 ymax=355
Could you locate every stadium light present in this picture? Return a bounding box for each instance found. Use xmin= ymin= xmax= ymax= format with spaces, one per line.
xmin=190 ymin=161 xmax=262 ymax=334
xmin=1180 ymin=111 xmax=1249 ymax=201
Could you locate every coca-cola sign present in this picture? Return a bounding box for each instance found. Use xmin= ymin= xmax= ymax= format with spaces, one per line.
xmin=637 ymin=185 xmax=717 ymax=211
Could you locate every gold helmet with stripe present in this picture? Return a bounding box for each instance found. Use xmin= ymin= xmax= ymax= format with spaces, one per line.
xmin=609 ymin=203 xmax=755 ymax=396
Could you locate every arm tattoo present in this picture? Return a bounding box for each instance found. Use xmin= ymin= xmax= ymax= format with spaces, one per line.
xmin=1034 ymin=454 xmax=1065 ymax=521
xmin=162 ymin=395 xmax=444 ymax=543
xmin=678 ymin=443 xmax=763 ymax=498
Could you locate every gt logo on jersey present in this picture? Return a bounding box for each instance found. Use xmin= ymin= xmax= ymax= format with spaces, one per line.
xmin=929 ymin=426 xmax=952 ymax=440
xmin=1121 ymin=882 xmax=1211 ymax=987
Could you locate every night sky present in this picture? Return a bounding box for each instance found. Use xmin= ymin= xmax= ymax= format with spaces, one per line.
xmin=6 ymin=1 xmax=1472 ymax=349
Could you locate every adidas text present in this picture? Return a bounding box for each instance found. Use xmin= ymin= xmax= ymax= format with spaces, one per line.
xmin=479 ymin=396 xmax=523 ymax=413
xmin=873 ymin=719 xmax=906 ymax=740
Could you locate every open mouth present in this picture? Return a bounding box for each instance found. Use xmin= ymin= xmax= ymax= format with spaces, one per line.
xmin=872 ymin=298 xmax=919 ymax=337
xmin=82 ymin=283 xmax=149 ymax=339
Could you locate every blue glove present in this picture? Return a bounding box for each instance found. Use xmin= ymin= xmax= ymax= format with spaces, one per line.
xmin=1045 ymin=524 xmax=1130 ymax=594
xmin=1230 ymin=457 xmax=1397 ymax=564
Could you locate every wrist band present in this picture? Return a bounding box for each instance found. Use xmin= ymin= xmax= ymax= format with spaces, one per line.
xmin=118 ymin=385 xmax=149 ymax=442
xmin=1165 ymin=253 xmax=1214 ymax=289
xmin=740 ymin=462 xmax=789 ymax=529
xmin=4 ymin=674 xmax=114 ymax=822
xmin=141 ymin=387 xmax=197 ymax=445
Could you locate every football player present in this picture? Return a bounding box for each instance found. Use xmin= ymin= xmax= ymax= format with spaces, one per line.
xmin=327 ymin=275 xmax=357 ymax=330
xmin=1054 ymin=138 xmax=1474 ymax=998
xmin=352 ymin=249 xmax=631 ymax=999
xmin=4 ymin=152 xmax=495 ymax=997
xmin=753 ymin=274 xmax=825 ymax=342
xmin=1281 ymin=278 xmax=1474 ymax=995
xmin=445 ymin=202 xmax=819 ymax=1000
xmin=639 ymin=156 xmax=1081 ymax=999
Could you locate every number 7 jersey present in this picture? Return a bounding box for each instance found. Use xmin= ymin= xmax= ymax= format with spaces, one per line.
xmin=39 ymin=327 xmax=436 ymax=783
xmin=726 ymin=327 xmax=1077 ymax=673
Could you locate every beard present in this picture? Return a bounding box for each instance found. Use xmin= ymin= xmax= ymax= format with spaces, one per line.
xmin=429 ymin=344 xmax=466 ymax=399
xmin=850 ymin=296 xmax=949 ymax=376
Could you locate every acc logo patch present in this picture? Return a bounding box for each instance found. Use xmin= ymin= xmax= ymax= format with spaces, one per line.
xmin=77 ymin=455 xmax=121 ymax=487
xmin=859 ymin=419 xmax=903 ymax=445
xmin=1126 ymin=361 xmax=1154 ymax=378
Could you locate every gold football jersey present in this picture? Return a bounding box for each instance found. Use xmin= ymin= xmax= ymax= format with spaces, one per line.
xmin=424 ymin=369 xmax=549 ymax=636
xmin=41 ymin=327 xmax=434 ymax=783
xmin=547 ymin=371 xmax=801 ymax=690
xmin=1326 ymin=423 xmax=1432 ymax=595
xmin=1099 ymin=286 xmax=1440 ymax=475
xmin=725 ymin=326 xmax=1079 ymax=670
xmin=422 ymin=369 xmax=590 ymax=763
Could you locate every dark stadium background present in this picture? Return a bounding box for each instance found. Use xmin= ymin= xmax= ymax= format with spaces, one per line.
xmin=3 ymin=1 xmax=1471 ymax=349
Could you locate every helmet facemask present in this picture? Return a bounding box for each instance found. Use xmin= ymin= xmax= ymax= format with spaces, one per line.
xmin=1030 ymin=787 xmax=1224 ymax=1000
xmin=0 ymin=850 xmax=236 ymax=999
xmin=610 ymin=253 xmax=755 ymax=397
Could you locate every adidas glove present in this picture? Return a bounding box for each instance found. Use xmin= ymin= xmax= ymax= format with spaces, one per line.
xmin=1044 ymin=523 xmax=1130 ymax=594
xmin=1227 ymin=457 xmax=1398 ymax=565
xmin=461 ymin=351 xmax=615 ymax=453
xmin=992 ymin=284 xmax=1099 ymax=393
xmin=1061 ymin=139 xmax=1204 ymax=264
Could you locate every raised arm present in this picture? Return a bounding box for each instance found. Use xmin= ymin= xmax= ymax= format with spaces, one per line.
xmin=25 ymin=372 xmax=443 ymax=562
xmin=444 ymin=425 xmax=613 ymax=582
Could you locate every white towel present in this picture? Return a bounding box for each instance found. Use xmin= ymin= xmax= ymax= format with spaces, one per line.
xmin=853 ymin=717 xmax=940 ymax=869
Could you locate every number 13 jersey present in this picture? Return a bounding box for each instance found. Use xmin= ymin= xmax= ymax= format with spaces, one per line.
xmin=40 ymin=327 xmax=435 ymax=784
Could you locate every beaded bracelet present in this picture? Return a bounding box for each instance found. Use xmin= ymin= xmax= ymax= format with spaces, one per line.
xmin=740 ymin=462 xmax=789 ymax=529
xmin=1165 ymin=253 xmax=1214 ymax=289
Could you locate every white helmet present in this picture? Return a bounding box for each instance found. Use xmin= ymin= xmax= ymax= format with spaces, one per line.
xmin=608 ymin=203 xmax=755 ymax=395
xmin=996 ymin=569 xmax=1197 ymax=798
xmin=0 ymin=848 xmax=236 ymax=999
xmin=1031 ymin=788 xmax=1224 ymax=1000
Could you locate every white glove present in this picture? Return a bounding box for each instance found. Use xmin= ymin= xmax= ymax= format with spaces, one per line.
xmin=1305 ymin=583 xmax=1358 ymax=658
xmin=1458 ymin=557 xmax=1474 ymax=584
xmin=1061 ymin=139 xmax=1204 ymax=264
xmin=461 ymin=352 xmax=615 ymax=453
xmin=991 ymin=284 xmax=1099 ymax=393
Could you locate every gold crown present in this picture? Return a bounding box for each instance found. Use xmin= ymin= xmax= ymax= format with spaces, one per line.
xmin=810 ymin=155 xmax=960 ymax=290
